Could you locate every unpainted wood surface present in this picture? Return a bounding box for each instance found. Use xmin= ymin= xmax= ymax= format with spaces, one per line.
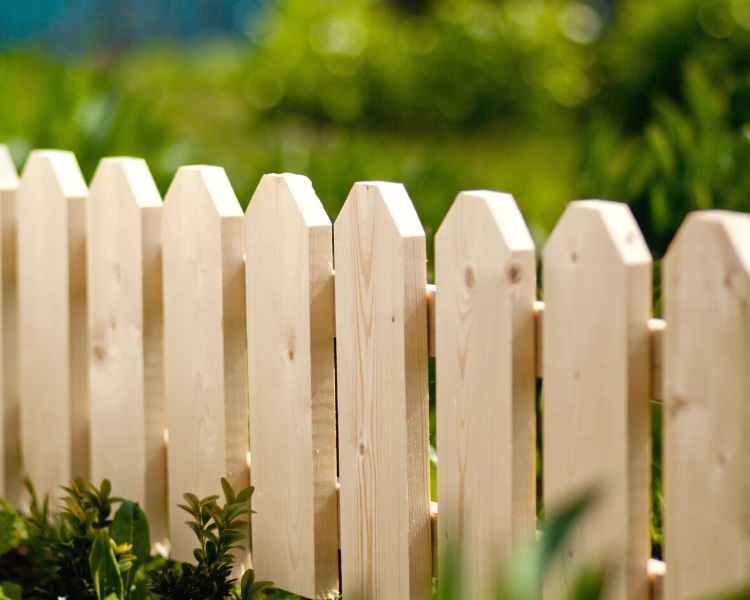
xmin=17 ymin=150 xmax=89 ymax=502
xmin=162 ymin=166 xmax=248 ymax=563
xmin=542 ymin=201 xmax=652 ymax=600
xmin=334 ymin=182 xmax=432 ymax=599
xmin=435 ymin=191 xmax=536 ymax=598
xmin=0 ymin=146 xmax=18 ymax=502
xmin=87 ymin=158 xmax=166 ymax=542
xmin=663 ymin=211 xmax=750 ymax=600
xmin=245 ymin=174 xmax=338 ymax=598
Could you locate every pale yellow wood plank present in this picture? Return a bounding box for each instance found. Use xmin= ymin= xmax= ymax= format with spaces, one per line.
xmin=435 ymin=191 xmax=536 ymax=597
xmin=87 ymin=158 xmax=166 ymax=542
xmin=245 ymin=174 xmax=338 ymax=598
xmin=17 ymin=150 xmax=88 ymax=502
xmin=0 ymin=146 xmax=18 ymax=502
xmin=663 ymin=210 xmax=750 ymax=600
xmin=162 ymin=166 xmax=248 ymax=563
xmin=334 ymin=182 xmax=431 ymax=599
xmin=533 ymin=301 xmax=664 ymax=399
xmin=542 ymin=201 xmax=652 ymax=600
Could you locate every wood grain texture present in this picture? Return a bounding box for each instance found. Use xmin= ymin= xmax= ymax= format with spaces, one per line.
xmin=542 ymin=201 xmax=652 ymax=600
xmin=245 ymin=174 xmax=338 ymax=598
xmin=17 ymin=150 xmax=89 ymax=502
xmin=162 ymin=166 xmax=248 ymax=562
xmin=662 ymin=211 xmax=750 ymax=600
xmin=435 ymin=191 xmax=536 ymax=598
xmin=87 ymin=158 xmax=166 ymax=542
xmin=0 ymin=146 xmax=18 ymax=502
xmin=334 ymin=181 xmax=431 ymax=600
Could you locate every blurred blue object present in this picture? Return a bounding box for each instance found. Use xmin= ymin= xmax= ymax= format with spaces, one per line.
xmin=0 ymin=0 xmax=262 ymax=53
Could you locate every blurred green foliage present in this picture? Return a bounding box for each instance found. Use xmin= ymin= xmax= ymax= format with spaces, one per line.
xmin=2 ymin=0 xmax=750 ymax=259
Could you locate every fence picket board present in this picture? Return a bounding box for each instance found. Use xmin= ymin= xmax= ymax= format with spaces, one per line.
xmin=663 ymin=211 xmax=750 ymax=600
xmin=435 ymin=191 xmax=537 ymax=597
xmin=87 ymin=158 xmax=166 ymax=542
xmin=0 ymin=146 xmax=18 ymax=502
xmin=245 ymin=174 xmax=338 ymax=598
xmin=162 ymin=166 xmax=249 ymax=563
xmin=17 ymin=150 xmax=89 ymax=501
xmin=334 ymin=182 xmax=431 ymax=599
xmin=542 ymin=201 xmax=651 ymax=600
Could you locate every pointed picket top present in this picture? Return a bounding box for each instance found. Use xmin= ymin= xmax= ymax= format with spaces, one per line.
xmin=164 ymin=165 xmax=242 ymax=217
xmin=246 ymin=172 xmax=331 ymax=227
xmin=542 ymin=200 xmax=652 ymax=600
xmin=0 ymin=146 xmax=18 ymax=190
xmin=245 ymin=173 xmax=338 ymax=598
xmin=337 ymin=181 xmax=425 ymax=240
xmin=335 ymin=181 xmax=431 ymax=600
xmin=545 ymin=199 xmax=651 ymax=266
xmin=89 ymin=157 xmax=161 ymax=209
xmin=17 ymin=150 xmax=89 ymax=503
xmin=663 ymin=210 xmax=750 ymax=600
xmin=87 ymin=157 xmax=166 ymax=543
xmin=20 ymin=150 xmax=87 ymax=200
xmin=435 ymin=191 xmax=537 ymax=599
xmin=162 ymin=165 xmax=248 ymax=564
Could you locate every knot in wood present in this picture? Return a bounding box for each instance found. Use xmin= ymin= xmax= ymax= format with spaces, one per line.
xmin=464 ymin=266 xmax=475 ymax=289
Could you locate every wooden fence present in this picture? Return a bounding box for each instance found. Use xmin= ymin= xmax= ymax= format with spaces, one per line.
xmin=0 ymin=146 xmax=748 ymax=600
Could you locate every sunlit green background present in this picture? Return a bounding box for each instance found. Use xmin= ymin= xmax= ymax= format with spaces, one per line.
xmin=4 ymin=0 xmax=750 ymax=261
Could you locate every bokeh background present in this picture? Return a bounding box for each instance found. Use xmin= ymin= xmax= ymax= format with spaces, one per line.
xmin=4 ymin=0 xmax=750 ymax=262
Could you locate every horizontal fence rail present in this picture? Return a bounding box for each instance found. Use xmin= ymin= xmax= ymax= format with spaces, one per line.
xmin=0 ymin=145 xmax=748 ymax=600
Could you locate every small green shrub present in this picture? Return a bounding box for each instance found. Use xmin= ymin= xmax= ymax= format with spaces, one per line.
xmin=147 ymin=478 xmax=272 ymax=600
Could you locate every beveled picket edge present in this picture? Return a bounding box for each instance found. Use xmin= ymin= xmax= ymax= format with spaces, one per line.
xmin=17 ymin=150 xmax=89 ymax=503
xmin=245 ymin=173 xmax=338 ymax=599
xmin=86 ymin=157 xmax=167 ymax=544
xmin=334 ymin=181 xmax=431 ymax=600
xmin=435 ymin=190 xmax=537 ymax=598
xmin=162 ymin=165 xmax=249 ymax=565
xmin=0 ymin=145 xmax=18 ymax=503
xmin=663 ymin=210 xmax=750 ymax=600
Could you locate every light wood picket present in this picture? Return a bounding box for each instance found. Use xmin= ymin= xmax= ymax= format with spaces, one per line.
xmin=542 ymin=201 xmax=652 ymax=600
xmin=87 ymin=158 xmax=167 ymax=543
xmin=162 ymin=166 xmax=249 ymax=564
xmin=245 ymin=174 xmax=339 ymax=598
xmin=663 ymin=211 xmax=750 ymax=600
xmin=0 ymin=146 xmax=18 ymax=503
xmin=17 ymin=150 xmax=89 ymax=502
xmin=334 ymin=182 xmax=432 ymax=599
xmin=435 ymin=191 xmax=537 ymax=598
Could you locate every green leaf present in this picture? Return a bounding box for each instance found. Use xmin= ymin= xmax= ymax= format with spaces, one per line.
xmin=221 ymin=477 xmax=236 ymax=503
xmin=89 ymin=529 xmax=124 ymax=600
xmin=0 ymin=581 xmax=22 ymax=600
xmin=240 ymin=569 xmax=273 ymax=600
xmin=541 ymin=488 xmax=598 ymax=567
xmin=110 ymin=501 xmax=151 ymax=571
xmin=100 ymin=479 xmax=112 ymax=500
xmin=0 ymin=512 xmax=17 ymax=556
xmin=566 ymin=563 xmax=606 ymax=600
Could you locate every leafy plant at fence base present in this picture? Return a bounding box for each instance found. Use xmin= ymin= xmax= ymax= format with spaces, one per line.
xmin=147 ymin=477 xmax=272 ymax=600
xmin=18 ymin=478 xmax=151 ymax=600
